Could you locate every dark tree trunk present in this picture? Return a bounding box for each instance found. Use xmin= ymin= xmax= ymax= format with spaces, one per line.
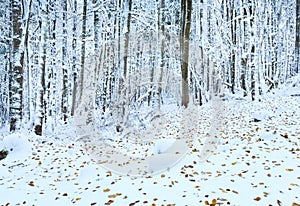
xmin=180 ymin=0 xmax=192 ymax=107
xmin=79 ymin=0 xmax=87 ymax=103
xmin=9 ymin=0 xmax=24 ymax=131
xmin=123 ymin=0 xmax=132 ymax=79
xmin=158 ymin=0 xmax=165 ymax=108
xmin=296 ymin=0 xmax=300 ymax=73
xmin=35 ymin=1 xmax=47 ymax=136
xmin=71 ymin=0 xmax=78 ymax=116
xmin=230 ymin=1 xmax=236 ymax=94
xmin=61 ymin=0 xmax=68 ymax=123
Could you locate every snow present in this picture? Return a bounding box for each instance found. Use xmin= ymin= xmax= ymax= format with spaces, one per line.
xmin=0 ymin=133 xmax=33 ymax=162
xmin=0 ymin=81 xmax=300 ymax=205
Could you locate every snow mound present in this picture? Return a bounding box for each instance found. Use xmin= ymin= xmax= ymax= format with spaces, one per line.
xmin=252 ymin=110 xmax=272 ymax=121
xmin=0 ymin=133 xmax=33 ymax=161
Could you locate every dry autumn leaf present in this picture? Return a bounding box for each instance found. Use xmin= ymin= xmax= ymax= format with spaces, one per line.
xmin=277 ymin=199 xmax=282 ymax=205
xmin=254 ymin=197 xmax=261 ymax=201
xmin=103 ymin=188 xmax=110 ymax=192
xmin=280 ymin=133 xmax=288 ymax=138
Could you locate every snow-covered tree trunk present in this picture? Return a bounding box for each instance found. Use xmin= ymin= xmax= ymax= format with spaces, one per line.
xmin=158 ymin=0 xmax=165 ymax=109
xmin=230 ymin=0 xmax=236 ymax=94
xmin=61 ymin=0 xmax=69 ymax=123
xmin=0 ymin=1 xmax=11 ymax=128
xmin=296 ymin=0 xmax=300 ymax=73
xmin=46 ymin=0 xmax=58 ymax=132
xmin=71 ymin=0 xmax=78 ymax=116
xmin=9 ymin=0 xmax=24 ymax=131
xmin=34 ymin=0 xmax=48 ymax=136
xmin=120 ymin=0 xmax=132 ymax=126
xmin=79 ymin=0 xmax=87 ymax=106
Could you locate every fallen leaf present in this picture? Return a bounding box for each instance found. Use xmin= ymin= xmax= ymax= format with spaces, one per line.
xmin=103 ymin=188 xmax=110 ymax=192
xmin=28 ymin=181 xmax=35 ymax=187
xmin=277 ymin=199 xmax=282 ymax=205
xmin=280 ymin=133 xmax=288 ymax=138
xmin=254 ymin=197 xmax=261 ymax=201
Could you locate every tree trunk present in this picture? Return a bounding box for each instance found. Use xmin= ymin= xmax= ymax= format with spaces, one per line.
xmin=296 ymin=0 xmax=300 ymax=74
xmin=230 ymin=1 xmax=236 ymax=94
xmin=123 ymin=0 xmax=132 ymax=79
xmin=35 ymin=0 xmax=48 ymax=136
xmin=180 ymin=0 xmax=192 ymax=107
xmin=71 ymin=0 xmax=78 ymax=116
xmin=9 ymin=0 xmax=24 ymax=131
xmin=61 ymin=0 xmax=68 ymax=123
xmin=79 ymin=0 xmax=87 ymax=104
xmin=120 ymin=0 xmax=132 ymax=126
xmin=158 ymin=0 xmax=165 ymax=109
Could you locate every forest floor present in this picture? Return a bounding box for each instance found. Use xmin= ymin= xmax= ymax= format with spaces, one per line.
xmin=0 ymin=76 xmax=300 ymax=206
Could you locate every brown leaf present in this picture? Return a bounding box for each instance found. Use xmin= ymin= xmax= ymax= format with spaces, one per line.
xmin=254 ymin=197 xmax=261 ymax=201
xmin=232 ymin=190 xmax=239 ymax=194
xmin=108 ymin=194 xmax=116 ymax=198
xmin=277 ymin=199 xmax=282 ymax=206
xmin=104 ymin=200 xmax=114 ymax=205
xmin=28 ymin=181 xmax=35 ymax=187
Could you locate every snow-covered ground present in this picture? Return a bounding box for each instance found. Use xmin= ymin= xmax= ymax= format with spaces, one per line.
xmin=1 ymin=78 xmax=299 ymax=206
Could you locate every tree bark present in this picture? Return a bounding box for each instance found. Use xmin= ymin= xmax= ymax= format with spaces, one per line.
xmin=35 ymin=0 xmax=48 ymax=136
xmin=180 ymin=0 xmax=192 ymax=107
xmin=296 ymin=0 xmax=300 ymax=73
xmin=123 ymin=0 xmax=132 ymax=79
xmin=9 ymin=0 xmax=24 ymax=131
xmin=79 ymin=0 xmax=87 ymax=104
xmin=61 ymin=0 xmax=68 ymax=123
xmin=230 ymin=1 xmax=236 ymax=94
xmin=158 ymin=0 xmax=165 ymax=108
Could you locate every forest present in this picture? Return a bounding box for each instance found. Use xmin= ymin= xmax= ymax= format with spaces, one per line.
xmin=1 ymin=1 xmax=300 ymax=205
xmin=0 ymin=0 xmax=299 ymax=136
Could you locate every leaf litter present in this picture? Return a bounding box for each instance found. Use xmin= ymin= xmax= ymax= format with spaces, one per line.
xmin=0 ymin=81 xmax=300 ymax=205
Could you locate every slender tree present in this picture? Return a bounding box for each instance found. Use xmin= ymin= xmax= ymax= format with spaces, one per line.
xmin=180 ymin=0 xmax=192 ymax=107
xmin=9 ymin=0 xmax=24 ymax=131
xmin=158 ymin=0 xmax=165 ymax=108
xmin=230 ymin=1 xmax=236 ymax=94
xmin=61 ymin=0 xmax=68 ymax=123
xmin=296 ymin=0 xmax=300 ymax=73
xmin=35 ymin=0 xmax=48 ymax=135
xmin=79 ymin=0 xmax=87 ymax=103
xmin=123 ymin=0 xmax=132 ymax=79
xmin=71 ymin=0 xmax=78 ymax=116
